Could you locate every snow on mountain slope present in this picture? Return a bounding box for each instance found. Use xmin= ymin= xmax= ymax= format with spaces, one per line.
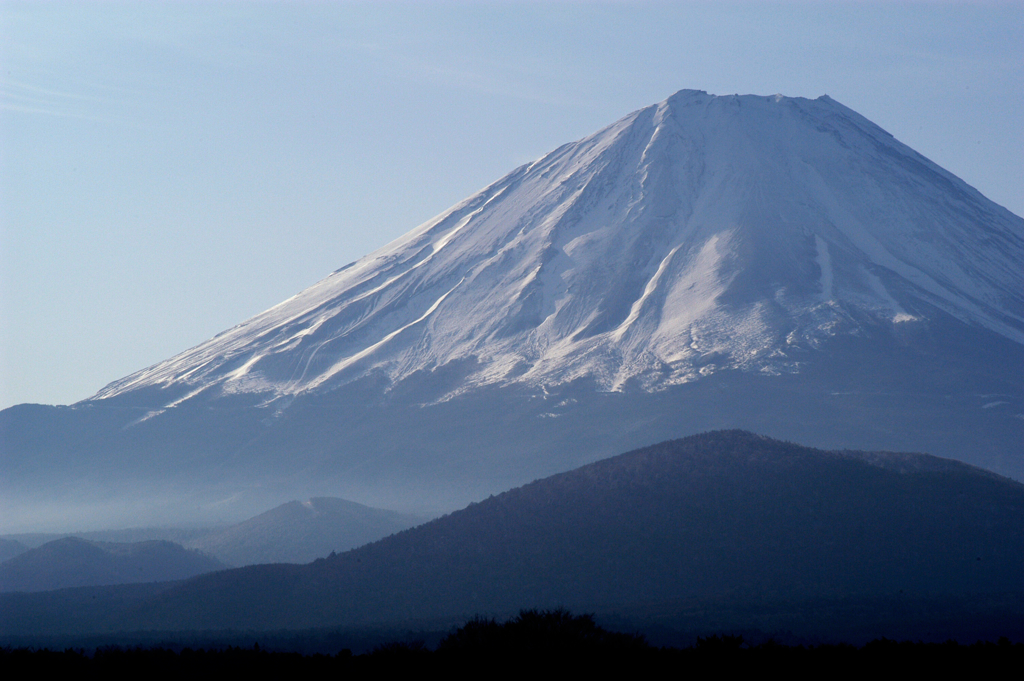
xmin=93 ymin=90 xmax=1024 ymax=412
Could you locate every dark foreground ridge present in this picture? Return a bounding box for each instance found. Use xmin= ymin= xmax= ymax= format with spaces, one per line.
xmin=2 ymin=431 xmax=1023 ymax=641
xmin=3 ymin=610 xmax=1023 ymax=674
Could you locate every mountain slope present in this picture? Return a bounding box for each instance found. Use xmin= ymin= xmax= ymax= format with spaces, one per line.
xmin=3 ymin=432 xmax=1022 ymax=634
xmin=1 ymin=90 xmax=1022 ymax=530
xmin=94 ymin=90 xmax=1024 ymax=404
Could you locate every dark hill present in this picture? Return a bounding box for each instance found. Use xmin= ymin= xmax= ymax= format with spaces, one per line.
xmin=0 ymin=537 xmax=224 ymax=593
xmin=2 ymin=431 xmax=1022 ymax=636
xmin=127 ymin=432 xmax=1024 ymax=630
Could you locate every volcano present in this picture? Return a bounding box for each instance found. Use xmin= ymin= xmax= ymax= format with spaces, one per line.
xmin=3 ymin=90 xmax=1022 ymax=530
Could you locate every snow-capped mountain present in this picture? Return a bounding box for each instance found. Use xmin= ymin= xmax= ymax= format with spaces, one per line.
xmin=94 ymin=90 xmax=1024 ymax=409
xmin=3 ymin=91 xmax=1023 ymax=531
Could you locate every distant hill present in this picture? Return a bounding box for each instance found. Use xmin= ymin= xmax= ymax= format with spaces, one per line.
xmin=1 ymin=527 xmax=222 ymax=550
xmin=4 ymin=431 xmax=1020 ymax=636
xmin=187 ymin=497 xmax=424 ymax=566
xmin=0 ymin=498 xmax=423 ymax=568
xmin=0 ymin=539 xmax=28 ymax=563
xmin=0 ymin=538 xmax=224 ymax=592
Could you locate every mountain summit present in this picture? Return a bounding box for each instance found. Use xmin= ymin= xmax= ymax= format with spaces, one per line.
xmin=3 ymin=91 xmax=1022 ymax=530
xmin=96 ymin=90 xmax=1024 ymax=405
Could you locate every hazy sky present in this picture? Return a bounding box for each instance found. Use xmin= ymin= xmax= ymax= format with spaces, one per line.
xmin=1 ymin=1 xmax=1021 ymax=410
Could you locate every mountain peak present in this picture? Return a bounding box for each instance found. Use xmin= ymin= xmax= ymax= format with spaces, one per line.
xmin=5 ymin=90 xmax=1023 ymax=530
xmin=92 ymin=90 xmax=1023 ymax=409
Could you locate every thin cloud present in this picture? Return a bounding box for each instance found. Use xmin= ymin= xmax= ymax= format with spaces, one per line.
xmin=0 ymin=75 xmax=151 ymax=129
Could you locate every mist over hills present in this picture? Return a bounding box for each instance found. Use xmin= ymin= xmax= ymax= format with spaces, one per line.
xmin=1 ymin=89 xmax=1022 ymax=530
xmin=0 ymin=538 xmax=223 ymax=593
xmin=0 ymin=539 xmax=28 ymax=564
xmin=187 ymin=497 xmax=423 ymax=566
xmin=2 ymin=432 xmax=1021 ymax=638
xmin=0 ymin=497 xmax=423 ymax=569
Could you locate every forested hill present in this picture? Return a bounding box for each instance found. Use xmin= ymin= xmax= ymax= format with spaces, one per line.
xmin=5 ymin=430 xmax=1019 ymax=636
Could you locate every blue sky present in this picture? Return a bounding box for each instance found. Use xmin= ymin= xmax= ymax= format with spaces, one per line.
xmin=1 ymin=1 xmax=1021 ymax=409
